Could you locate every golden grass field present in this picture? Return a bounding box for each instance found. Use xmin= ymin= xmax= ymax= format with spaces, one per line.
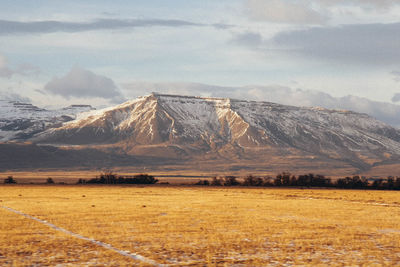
xmin=1 ymin=185 xmax=400 ymax=266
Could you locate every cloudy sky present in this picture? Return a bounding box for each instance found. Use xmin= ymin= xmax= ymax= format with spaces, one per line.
xmin=1 ymin=0 xmax=400 ymax=116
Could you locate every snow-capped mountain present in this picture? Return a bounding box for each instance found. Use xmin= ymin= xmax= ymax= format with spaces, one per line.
xmin=33 ymin=93 xmax=400 ymax=170
xmin=0 ymin=100 xmax=94 ymax=141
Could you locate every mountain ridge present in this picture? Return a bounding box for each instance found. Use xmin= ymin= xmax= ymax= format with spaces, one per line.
xmin=0 ymin=99 xmax=95 ymax=142
xmin=30 ymin=93 xmax=400 ymax=173
xmin=122 ymin=82 xmax=400 ymax=128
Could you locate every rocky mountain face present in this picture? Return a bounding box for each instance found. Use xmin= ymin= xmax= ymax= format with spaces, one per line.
xmin=32 ymin=93 xmax=400 ymax=171
xmin=0 ymin=100 xmax=94 ymax=142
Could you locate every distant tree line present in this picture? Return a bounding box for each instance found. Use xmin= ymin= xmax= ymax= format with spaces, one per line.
xmin=3 ymin=176 xmax=17 ymax=184
xmin=77 ymin=172 xmax=158 ymax=185
xmin=3 ymin=172 xmax=400 ymax=189
xmin=2 ymin=176 xmax=56 ymax=184
xmin=195 ymin=173 xmax=400 ymax=190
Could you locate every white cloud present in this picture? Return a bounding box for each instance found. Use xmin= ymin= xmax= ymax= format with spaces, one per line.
xmin=271 ymin=22 xmax=400 ymax=65
xmin=245 ymin=0 xmax=326 ymax=25
xmin=244 ymin=0 xmax=400 ymax=25
xmin=319 ymin=0 xmax=400 ymax=9
xmin=231 ymin=22 xmax=400 ymax=68
xmin=44 ymin=66 xmax=125 ymax=103
xmin=0 ymin=54 xmax=13 ymax=78
xmin=230 ymin=31 xmax=263 ymax=47
xmin=391 ymin=72 xmax=400 ymax=103
xmin=391 ymin=93 xmax=400 ymax=103
xmin=0 ymin=90 xmax=31 ymax=102
xmin=14 ymin=63 xmax=41 ymax=76
xmin=392 ymin=71 xmax=400 ymax=82
xmin=0 ymin=53 xmax=40 ymax=78
xmin=0 ymin=18 xmax=229 ymax=36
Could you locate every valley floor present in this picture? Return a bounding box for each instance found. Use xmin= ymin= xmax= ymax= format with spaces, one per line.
xmin=0 ymin=186 xmax=399 ymax=266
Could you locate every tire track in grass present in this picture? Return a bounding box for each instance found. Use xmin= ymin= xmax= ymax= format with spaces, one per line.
xmin=2 ymin=206 xmax=165 ymax=266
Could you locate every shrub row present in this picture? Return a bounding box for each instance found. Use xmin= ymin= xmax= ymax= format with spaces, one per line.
xmin=77 ymin=172 xmax=158 ymax=185
xmin=3 ymin=176 xmax=57 ymax=184
xmin=3 ymin=173 xmax=158 ymax=185
xmin=195 ymin=173 xmax=400 ymax=190
xmin=4 ymin=172 xmax=400 ymax=190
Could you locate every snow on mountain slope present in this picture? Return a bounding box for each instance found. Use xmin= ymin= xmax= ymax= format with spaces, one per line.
xmin=33 ymin=93 xmax=400 ymax=168
xmin=0 ymin=100 xmax=94 ymax=141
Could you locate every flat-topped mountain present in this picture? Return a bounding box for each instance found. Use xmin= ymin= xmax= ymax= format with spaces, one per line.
xmin=31 ymin=93 xmax=400 ymax=172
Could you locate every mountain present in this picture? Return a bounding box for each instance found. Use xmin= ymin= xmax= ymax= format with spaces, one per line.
xmin=0 ymin=100 xmax=94 ymax=142
xmin=122 ymin=82 xmax=400 ymax=128
xmin=31 ymin=93 xmax=400 ymax=173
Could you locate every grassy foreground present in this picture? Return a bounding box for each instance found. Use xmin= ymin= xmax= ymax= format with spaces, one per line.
xmin=0 ymin=186 xmax=400 ymax=266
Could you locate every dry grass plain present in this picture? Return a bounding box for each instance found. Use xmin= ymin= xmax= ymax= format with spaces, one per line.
xmin=1 ymin=185 xmax=400 ymax=266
